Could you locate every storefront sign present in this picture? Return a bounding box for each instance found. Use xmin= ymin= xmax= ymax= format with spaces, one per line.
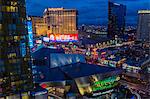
xmin=48 ymin=34 xmax=78 ymax=42
xmin=92 ymin=76 xmax=120 ymax=92
xmin=36 ymin=40 xmax=42 ymax=44
xmin=92 ymin=89 xmax=114 ymax=96
xmin=34 ymin=91 xmax=47 ymax=96
xmin=31 ymin=91 xmax=47 ymax=96
xmin=43 ymin=37 xmax=50 ymax=42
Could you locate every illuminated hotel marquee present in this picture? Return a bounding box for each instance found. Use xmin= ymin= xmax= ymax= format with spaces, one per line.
xmin=48 ymin=34 xmax=78 ymax=42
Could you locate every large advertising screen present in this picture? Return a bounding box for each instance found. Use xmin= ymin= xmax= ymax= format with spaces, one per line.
xmin=92 ymin=76 xmax=120 ymax=92
xmin=48 ymin=34 xmax=78 ymax=42
xmin=75 ymin=75 xmax=120 ymax=97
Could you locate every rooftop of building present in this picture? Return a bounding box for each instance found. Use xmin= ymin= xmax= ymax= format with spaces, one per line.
xmin=35 ymin=62 xmax=122 ymax=83
xmin=31 ymin=44 xmax=65 ymax=57
xmin=103 ymin=44 xmax=150 ymax=67
xmin=44 ymin=7 xmax=77 ymax=13
xmin=61 ymin=62 xmax=122 ymax=78
xmin=138 ymin=10 xmax=150 ymax=14
xmin=109 ymin=1 xmax=126 ymax=7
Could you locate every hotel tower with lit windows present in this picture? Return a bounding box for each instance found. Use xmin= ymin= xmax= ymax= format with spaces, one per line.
xmin=0 ymin=0 xmax=33 ymax=98
xmin=137 ymin=10 xmax=150 ymax=42
xmin=43 ymin=8 xmax=78 ymax=41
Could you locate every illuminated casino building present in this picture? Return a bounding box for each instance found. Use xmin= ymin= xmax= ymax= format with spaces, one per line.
xmin=43 ymin=8 xmax=78 ymax=42
xmin=137 ymin=10 xmax=150 ymax=42
xmin=0 ymin=0 xmax=33 ymax=98
xmin=29 ymin=16 xmax=48 ymax=37
xmin=108 ymin=1 xmax=126 ymax=38
xmin=32 ymin=46 xmax=123 ymax=98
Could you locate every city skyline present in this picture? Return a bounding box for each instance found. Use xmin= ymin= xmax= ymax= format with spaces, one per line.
xmin=26 ymin=0 xmax=150 ymax=25
xmin=0 ymin=0 xmax=150 ymax=98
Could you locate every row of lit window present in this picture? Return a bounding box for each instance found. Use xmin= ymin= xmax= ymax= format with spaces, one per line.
xmin=8 ymin=59 xmax=20 ymax=64
xmin=46 ymin=19 xmax=76 ymax=23
xmin=11 ymin=80 xmax=23 ymax=86
xmin=46 ymin=14 xmax=76 ymax=16
xmin=1 ymin=6 xmax=18 ymax=12
xmin=7 ymin=53 xmax=17 ymax=59
xmin=33 ymin=20 xmax=44 ymax=23
xmin=0 ymin=36 xmax=26 ymax=41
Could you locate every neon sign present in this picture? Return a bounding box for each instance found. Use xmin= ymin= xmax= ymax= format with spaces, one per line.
xmin=92 ymin=76 xmax=120 ymax=92
xmin=27 ymin=21 xmax=34 ymax=48
xmin=48 ymin=34 xmax=78 ymax=42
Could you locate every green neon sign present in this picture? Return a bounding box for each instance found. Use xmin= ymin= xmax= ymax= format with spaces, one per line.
xmin=92 ymin=76 xmax=120 ymax=92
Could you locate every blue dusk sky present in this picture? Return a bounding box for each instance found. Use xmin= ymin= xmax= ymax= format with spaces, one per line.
xmin=26 ymin=0 xmax=150 ymax=25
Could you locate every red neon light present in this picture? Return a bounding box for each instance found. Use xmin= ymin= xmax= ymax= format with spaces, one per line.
xmin=41 ymin=83 xmax=47 ymax=89
xmin=48 ymin=34 xmax=78 ymax=41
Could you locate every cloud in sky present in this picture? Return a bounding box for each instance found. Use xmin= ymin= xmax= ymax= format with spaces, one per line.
xmin=26 ymin=0 xmax=150 ymax=25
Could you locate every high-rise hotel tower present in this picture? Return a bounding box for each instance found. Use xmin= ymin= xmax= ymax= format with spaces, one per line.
xmin=137 ymin=10 xmax=150 ymax=42
xmin=43 ymin=8 xmax=78 ymax=41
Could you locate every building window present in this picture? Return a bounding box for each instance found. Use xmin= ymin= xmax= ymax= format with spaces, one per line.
xmin=33 ymin=59 xmax=46 ymax=66
xmin=2 ymin=6 xmax=18 ymax=12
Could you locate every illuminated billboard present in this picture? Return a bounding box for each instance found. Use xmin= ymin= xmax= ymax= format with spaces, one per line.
xmin=27 ymin=21 xmax=34 ymax=48
xmin=75 ymin=76 xmax=120 ymax=97
xmin=92 ymin=76 xmax=120 ymax=92
xmin=48 ymin=34 xmax=78 ymax=42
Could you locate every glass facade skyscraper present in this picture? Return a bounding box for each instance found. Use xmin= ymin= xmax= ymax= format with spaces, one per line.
xmin=0 ymin=0 xmax=33 ymax=97
xmin=108 ymin=1 xmax=126 ymax=38
xmin=137 ymin=10 xmax=150 ymax=42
